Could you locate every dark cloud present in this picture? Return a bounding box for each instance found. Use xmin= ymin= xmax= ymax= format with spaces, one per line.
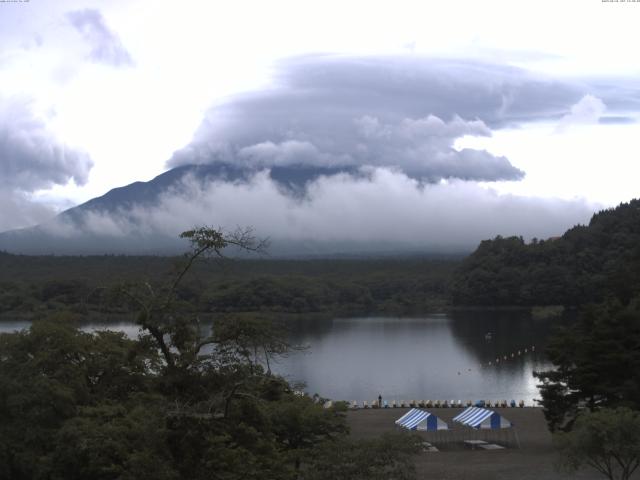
xmin=0 ymin=96 xmax=92 ymax=231
xmin=168 ymin=55 xmax=608 ymax=182
xmin=170 ymin=56 xmax=640 ymax=183
xmin=0 ymin=97 xmax=92 ymax=191
xmin=66 ymin=9 xmax=133 ymax=67
xmin=599 ymin=116 xmax=636 ymax=125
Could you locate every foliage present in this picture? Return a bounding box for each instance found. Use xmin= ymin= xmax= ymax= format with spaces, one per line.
xmin=300 ymin=432 xmax=422 ymax=480
xmin=0 ymin=317 xmax=158 ymax=480
xmin=0 ymin=227 xmax=421 ymax=480
xmin=0 ymin=251 xmax=457 ymax=318
xmin=534 ymin=300 xmax=640 ymax=431
xmin=555 ymin=407 xmax=640 ymax=480
xmin=452 ymin=199 xmax=640 ymax=306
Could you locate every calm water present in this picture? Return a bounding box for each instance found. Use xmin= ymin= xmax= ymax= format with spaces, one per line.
xmin=0 ymin=311 xmax=555 ymax=404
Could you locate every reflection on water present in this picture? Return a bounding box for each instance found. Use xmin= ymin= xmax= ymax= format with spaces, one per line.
xmin=275 ymin=312 xmax=555 ymax=404
xmin=0 ymin=311 xmax=556 ymax=403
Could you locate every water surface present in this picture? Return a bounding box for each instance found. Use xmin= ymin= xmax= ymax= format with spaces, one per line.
xmin=276 ymin=311 xmax=553 ymax=404
xmin=0 ymin=311 xmax=555 ymax=404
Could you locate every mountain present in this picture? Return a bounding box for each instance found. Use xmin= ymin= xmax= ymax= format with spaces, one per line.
xmin=0 ymin=163 xmax=368 ymax=255
xmin=451 ymin=198 xmax=640 ymax=306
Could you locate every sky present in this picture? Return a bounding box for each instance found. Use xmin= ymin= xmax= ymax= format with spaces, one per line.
xmin=1 ymin=0 xmax=639 ymax=251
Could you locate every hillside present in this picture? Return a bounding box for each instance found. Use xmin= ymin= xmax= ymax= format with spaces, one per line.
xmin=0 ymin=163 xmax=360 ymax=255
xmin=0 ymin=254 xmax=458 ymax=319
xmin=451 ymin=198 xmax=640 ymax=306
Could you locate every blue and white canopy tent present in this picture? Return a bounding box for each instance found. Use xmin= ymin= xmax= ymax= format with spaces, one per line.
xmin=395 ymin=408 xmax=448 ymax=431
xmin=452 ymin=406 xmax=520 ymax=448
xmin=452 ymin=406 xmax=512 ymax=429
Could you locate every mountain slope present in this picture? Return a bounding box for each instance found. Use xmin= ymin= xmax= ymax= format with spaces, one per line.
xmin=0 ymin=163 xmax=362 ymax=255
xmin=451 ymin=198 xmax=640 ymax=306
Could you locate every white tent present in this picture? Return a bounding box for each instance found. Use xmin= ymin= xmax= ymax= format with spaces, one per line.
xmin=452 ymin=406 xmax=512 ymax=429
xmin=395 ymin=408 xmax=448 ymax=431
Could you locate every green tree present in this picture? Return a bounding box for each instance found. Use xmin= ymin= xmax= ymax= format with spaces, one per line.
xmin=0 ymin=316 xmax=157 ymax=480
xmin=555 ymin=407 xmax=640 ymax=480
xmin=300 ymin=432 xmax=422 ymax=480
xmin=534 ymin=300 xmax=640 ymax=431
xmin=267 ymin=395 xmax=349 ymax=471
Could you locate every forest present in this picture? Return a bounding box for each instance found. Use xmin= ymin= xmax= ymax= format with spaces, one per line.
xmin=0 ymin=228 xmax=423 ymax=480
xmin=2 ymin=200 xmax=640 ymax=322
xmin=451 ymin=199 xmax=640 ymax=307
xmin=2 ymin=201 xmax=640 ymax=478
xmin=0 ymin=252 xmax=458 ymax=319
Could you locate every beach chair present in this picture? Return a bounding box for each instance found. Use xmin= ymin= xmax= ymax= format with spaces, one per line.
xmin=466 ymin=400 xmax=472 ymax=407
xmin=410 ymin=400 xmax=416 ymax=408
xmin=442 ymin=400 xmax=449 ymax=408
xmin=363 ymin=400 xmax=369 ymax=409
xmin=350 ymin=400 xmax=358 ymax=409
xmin=392 ymin=400 xmax=397 ymax=408
xmin=510 ymin=399 xmax=516 ymax=407
xmin=434 ymin=400 xmax=441 ymax=408
xmin=372 ymin=399 xmax=378 ymax=409
xmin=418 ymin=400 xmax=425 ymax=407
xmin=384 ymin=400 xmax=389 ymax=408
xmin=519 ymin=400 xmax=525 ymax=408
xmin=426 ymin=400 xmax=433 ymax=408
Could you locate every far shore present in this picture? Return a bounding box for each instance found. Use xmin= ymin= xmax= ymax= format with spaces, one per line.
xmin=347 ymin=407 xmax=614 ymax=480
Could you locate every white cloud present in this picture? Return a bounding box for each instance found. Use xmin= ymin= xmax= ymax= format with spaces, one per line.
xmin=556 ymin=94 xmax=606 ymax=132
xmin=32 ymin=168 xmax=595 ymax=255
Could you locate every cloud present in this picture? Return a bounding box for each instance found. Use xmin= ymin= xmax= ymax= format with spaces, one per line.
xmin=556 ymin=94 xmax=606 ymax=132
xmin=0 ymin=97 xmax=92 ymax=191
xmin=0 ymin=96 xmax=93 ymax=230
xmin=0 ymin=191 xmax=57 ymax=233
xmin=168 ymin=55 xmax=603 ymax=182
xmin=40 ymin=168 xmax=595 ymax=255
xmin=66 ymin=9 xmax=133 ymax=67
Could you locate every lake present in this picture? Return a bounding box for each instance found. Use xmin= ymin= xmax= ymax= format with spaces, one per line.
xmin=0 ymin=310 xmax=556 ymax=404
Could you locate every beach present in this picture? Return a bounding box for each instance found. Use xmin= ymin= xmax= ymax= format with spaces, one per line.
xmin=347 ymin=407 xmax=625 ymax=479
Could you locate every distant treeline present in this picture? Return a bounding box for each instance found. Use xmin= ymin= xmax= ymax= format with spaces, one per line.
xmin=451 ymin=199 xmax=640 ymax=306
xmin=0 ymin=254 xmax=459 ymax=318
xmin=3 ymin=198 xmax=639 ymax=318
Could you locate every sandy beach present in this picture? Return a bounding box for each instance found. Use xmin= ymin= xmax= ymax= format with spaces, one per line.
xmin=347 ymin=407 xmax=631 ymax=480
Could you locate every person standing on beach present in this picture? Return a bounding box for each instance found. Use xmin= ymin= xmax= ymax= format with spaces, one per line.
xmin=378 ymin=394 xmax=382 ymax=408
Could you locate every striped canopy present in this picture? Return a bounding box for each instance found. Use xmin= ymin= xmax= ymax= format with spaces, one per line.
xmin=395 ymin=408 xmax=448 ymax=431
xmin=452 ymin=406 xmax=512 ymax=429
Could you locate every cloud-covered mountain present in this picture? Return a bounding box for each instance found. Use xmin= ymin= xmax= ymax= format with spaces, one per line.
xmin=3 ymin=55 xmax=627 ymax=255
xmin=0 ymin=162 xmax=596 ymax=256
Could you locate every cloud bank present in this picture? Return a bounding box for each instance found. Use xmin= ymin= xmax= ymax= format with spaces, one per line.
xmin=0 ymin=96 xmax=92 ymax=231
xmin=42 ymin=168 xmax=595 ymax=255
xmin=4 ymin=55 xmax=626 ymax=253
xmin=170 ymin=56 xmax=576 ymax=182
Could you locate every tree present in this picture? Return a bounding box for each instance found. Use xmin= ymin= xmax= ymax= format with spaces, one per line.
xmin=119 ymin=226 xmax=268 ymax=374
xmin=0 ymin=226 xmax=374 ymax=480
xmin=555 ymin=407 xmax=640 ymax=480
xmin=0 ymin=316 xmax=158 ymax=480
xmin=266 ymin=394 xmax=349 ymax=471
xmin=534 ymin=299 xmax=640 ymax=431
xmin=300 ymin=432 xmax=422 ymax=480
